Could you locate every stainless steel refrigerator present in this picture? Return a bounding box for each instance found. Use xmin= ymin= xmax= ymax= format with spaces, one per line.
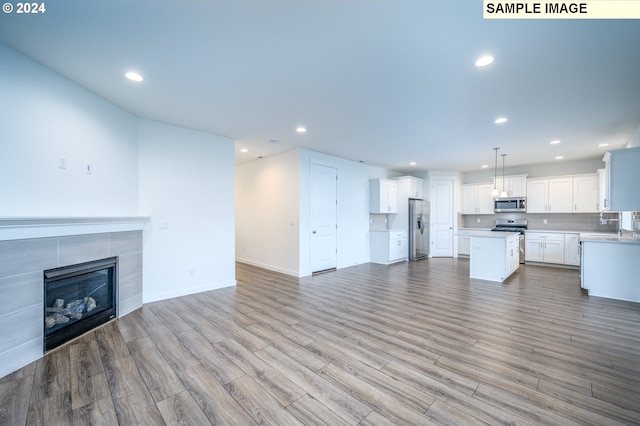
xmin=408 ymin=199 xmax=429 ymax=260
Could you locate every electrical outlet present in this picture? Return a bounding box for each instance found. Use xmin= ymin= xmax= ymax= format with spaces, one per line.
xmin=86 ymin=164 xmax=92 ymax=174
xmin=477 ymin=218 xmax=481 ymax=223
xmin=543 ymin=219 xmax=548 ymax=224
xmin=58 ymin=158 xmax=66 ymax=169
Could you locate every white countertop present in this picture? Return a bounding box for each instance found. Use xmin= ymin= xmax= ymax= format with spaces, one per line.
xmin=525 ymin=229 xmax=579 ymax=234
xmin=457 ymin=230 xmax=520 ymax=238
xmin=579 ymin=233 xmax=640 ymax=245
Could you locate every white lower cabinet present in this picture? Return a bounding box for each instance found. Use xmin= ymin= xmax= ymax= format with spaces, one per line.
xmin=370 ymin=230 xmax=408 ymax=264
xmin=564 ymin=233 xmax=581 ymax=266
xmin=458 ymin=235 xmax=470 ymax=256
xmin=506 ymin=235 xmax=520 ymax=277
xmin=525 ymin=232 xmax=565 ymax=264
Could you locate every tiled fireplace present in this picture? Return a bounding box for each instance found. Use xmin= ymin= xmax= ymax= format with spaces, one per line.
xmin=0 ymin=217 xmax=147 ymax=378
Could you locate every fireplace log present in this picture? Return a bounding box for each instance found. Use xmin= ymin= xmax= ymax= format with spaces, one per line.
xmin=45 ymin=312 xmax=70 ymax=328
xmin=84 ymin=296 xmax=97 ymax=312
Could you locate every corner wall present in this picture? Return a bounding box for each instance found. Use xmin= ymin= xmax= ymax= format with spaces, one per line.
xmin=138 ymin=120 xmax=236 ymax=302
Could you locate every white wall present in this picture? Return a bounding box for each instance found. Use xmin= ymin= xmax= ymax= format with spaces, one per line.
xmin=236 ymin=148 xmax=397 ymax=277
xmin=235 ymin=150 xmax=301 ymax=276
xmin=0 ymin=43 xmax=139 ymax=216
xmin=138 ymin=120 xmax=236 ymax=302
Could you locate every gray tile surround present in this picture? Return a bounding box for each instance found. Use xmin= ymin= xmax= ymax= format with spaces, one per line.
xmin=0 ymin=230 xmax=143 ymax=378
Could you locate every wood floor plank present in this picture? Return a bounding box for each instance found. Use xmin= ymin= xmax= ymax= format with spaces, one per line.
xmin=255 ymin=344 xmax=373 ymax=424
xmin=193 ymin=347 xmax=246 ymax=385
xmin=94 ymin=321 xmax=131 ymax=365
xmin=70 ymin=372 xmax=110 ymax=411
xmin=224 ymin=375 xmax=304 ymax=425
xmin=71 ymin=396 xmax=118 ymax=426
xmin=103 ymin=355 xmax=150 ymax=400
xmin=145 ymin=323 xmax=200 ymax=372
xmin=0 ymin=377 xmax=32 ymax=426
xmin=319 ymin=362 xmax=431 ymax=425
xmin=286 ymin=393 xmax=353 ymax=426
xmin=156 ymin=390 xmax=212 ymax=426
xmin=216 ymin=338 xmax=306 ymax=406
xmin=177 ymin=364 xmax=257 ymax=425
xmin=26 ymin=391 xmax=72 ymax=426
xmin=127 ymin=337 xmax=185 ymax=403
xmin=31 ymin=345 xmax=71 ymax=403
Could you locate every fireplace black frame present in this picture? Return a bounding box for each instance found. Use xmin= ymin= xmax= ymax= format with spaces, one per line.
xmin=43 ymin=257 xmax=118 ymax=352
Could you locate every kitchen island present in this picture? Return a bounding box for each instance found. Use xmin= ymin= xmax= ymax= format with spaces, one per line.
xmin=457 ymin=230 xmax=520 ymax=282
xmin=580 ymin=234 xmax=640 ymax=302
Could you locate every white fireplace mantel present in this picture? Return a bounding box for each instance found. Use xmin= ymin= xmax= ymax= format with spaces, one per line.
xmin=0 ymin=216 xmax=150 ymax=241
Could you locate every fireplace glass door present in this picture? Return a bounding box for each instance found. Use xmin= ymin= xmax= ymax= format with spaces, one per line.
xmin=44 ymin=257 xmax=117 ymax=351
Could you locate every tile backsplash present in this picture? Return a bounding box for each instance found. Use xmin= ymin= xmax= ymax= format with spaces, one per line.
xmin=461 ymin=212 xmax=618 ymax=233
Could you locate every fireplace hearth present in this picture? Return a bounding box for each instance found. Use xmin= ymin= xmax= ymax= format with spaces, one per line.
xmin=44 ymin=257 xmax=117 ymax=351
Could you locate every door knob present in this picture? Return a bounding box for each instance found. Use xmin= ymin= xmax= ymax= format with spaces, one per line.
xmin=312 ymin=231 xmax=317 ymax=234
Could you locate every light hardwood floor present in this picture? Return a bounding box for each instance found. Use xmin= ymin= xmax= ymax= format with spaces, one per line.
xmin=2 ymin=259 xmax=640 ymax=425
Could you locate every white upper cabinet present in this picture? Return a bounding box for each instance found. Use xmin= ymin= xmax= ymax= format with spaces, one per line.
xmin=526 ymin=179 xmax=548 ymax=213
xmin=394 ymin=176 xmax=424 ymax=200
xmin=573 ymin=174 xmax=599 ymax=212
xmin=527 ymin=174 xmax=597 ymax=213
xmin=494 ymin=174 xmax=528 ymax=197
xmin=370 ymin=178 xmax=398 ymax=214
xmin=462 ymin=183 xmax=494 ymax=214
xmin=603 ymin=147 xmax=640 ymax=211
xmin=598 ymin=168 xmax=608 ymax=211
xmin=548 ymin=177 xmax=574 ymax=213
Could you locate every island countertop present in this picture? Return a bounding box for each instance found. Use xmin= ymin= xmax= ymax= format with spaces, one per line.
xmin=457 ymin=230 xmax=520 ymax=238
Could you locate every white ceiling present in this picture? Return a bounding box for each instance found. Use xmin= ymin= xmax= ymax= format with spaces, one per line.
xmin=1 ymin=1 xmax=639 ymax=173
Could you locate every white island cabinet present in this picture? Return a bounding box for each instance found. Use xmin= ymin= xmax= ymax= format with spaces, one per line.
xmin=457 ymin=230 xmax=520 ymax=282
xmin=580 ymin=236 xmax=640 ymax=302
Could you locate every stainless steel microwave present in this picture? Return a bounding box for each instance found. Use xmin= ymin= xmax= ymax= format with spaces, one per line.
xmin=494 ymin=197 xmax=526 ymax=213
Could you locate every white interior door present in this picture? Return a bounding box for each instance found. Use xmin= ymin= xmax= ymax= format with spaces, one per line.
xmin=310 ymin=162 xmax=337 ymax=272
xmin=430 ymin=178 xmax=454 ymax=257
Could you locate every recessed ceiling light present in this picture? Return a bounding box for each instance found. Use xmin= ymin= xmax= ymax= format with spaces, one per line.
xmin=125 ymin=71 xmax=144 ymax=82
xmin=475 ymin=55 xmax=494 ymax=67
xmin=598 ymin=143 xmax=609 ymax=147
xmin=240 ymin=148 xmax=248 ymax=153
xmin=555 ymin=156 xmax=564 ymax=160
xmin=409 ymin=162 xmax=416 ymax=166
xmin=296 ymin=127 xmax=306 ymax=133
xmin=481 ymin=164 xmax=489 ymax=168
xmin=494 ymin=117 xmax=508 ymax=124
xmin=550 ymin=140 xmax=561 ymax=145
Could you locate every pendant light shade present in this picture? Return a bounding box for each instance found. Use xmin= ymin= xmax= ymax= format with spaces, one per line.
xmin=491 ymin=147 xmax=500 ymax=196
xmin=499 ymin=153 xmax=508 ymax=198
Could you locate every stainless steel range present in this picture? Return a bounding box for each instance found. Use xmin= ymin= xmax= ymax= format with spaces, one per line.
xmin=491 ymin=219 xmax=527 ymax=263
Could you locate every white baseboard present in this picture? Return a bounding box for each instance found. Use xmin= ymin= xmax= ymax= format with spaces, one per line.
xmin=143 ymin=279 xmax=237 ymax=304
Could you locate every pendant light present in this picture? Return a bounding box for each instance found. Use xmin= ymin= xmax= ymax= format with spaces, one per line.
xmin=500 ymin=153 xmax=508 ymax=198
xmin=491 ymin=147 xmax=500 ymax=196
